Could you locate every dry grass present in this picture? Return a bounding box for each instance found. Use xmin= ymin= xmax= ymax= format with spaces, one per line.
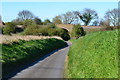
xmin=0 ymin=34 xmax=62 ymax=44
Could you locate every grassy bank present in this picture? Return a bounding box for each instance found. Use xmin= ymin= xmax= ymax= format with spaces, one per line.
xmin=2 ymin=38 xmax=67 ymax=77
xmin=66 ymin=30 xmax=118 ymax=78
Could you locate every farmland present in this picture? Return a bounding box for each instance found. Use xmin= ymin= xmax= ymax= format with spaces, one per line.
xmin=65 ymin=30 xmax=118 ymax=78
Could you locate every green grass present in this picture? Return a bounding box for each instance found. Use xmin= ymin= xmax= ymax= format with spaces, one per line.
xmin=1 ymin=38 xmax=67 ymax=77
xmin=69 ymin=39 xmax=77 ymax=43
xmin=66 ymin=30 xmax=118 ymax=78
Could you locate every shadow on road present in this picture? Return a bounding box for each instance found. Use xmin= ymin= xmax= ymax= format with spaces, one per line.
xmin=2 ymin=42 xmax=70 ymax=80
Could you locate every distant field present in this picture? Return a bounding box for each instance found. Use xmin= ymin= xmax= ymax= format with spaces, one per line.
xmin=65 ymin=30 xmax=118 ymax=78
xmin=1 ymin=35 xmax=62 ymax=44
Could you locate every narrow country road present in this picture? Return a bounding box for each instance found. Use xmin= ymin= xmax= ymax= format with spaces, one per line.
xmin=10 ymin=42 xmax=71 ymax=79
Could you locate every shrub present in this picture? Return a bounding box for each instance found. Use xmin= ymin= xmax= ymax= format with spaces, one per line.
xmin=47 ymin=24 xmax=56 ymax=28
xmin=22 ymin=19 xmax=36 ymax=29
xmin=100 ymin=26 xmax=116 ymax=31
xmin=71 ymin=24 xmax=86 ymax=39
xmin=105 ymin=26 xmax=114 ymax=30
xmin=38 ymin=27 xmax=49 ymax=36
xmin=46 ymin=28 xmax=70 ymax=41
xmin=14 ymin=27 xmax=24 ymax=33
xmin=0 ymin=27 xmax=3 ymax=34
xmin=58 ymin=28 xmax=70 ymax=41
xmin=3 ymin=22 xmax=16 ymax=35
xmin=34 ymin=17 xmax=42 ymax=25
xmin=21 ymin=25 xmax=40 ymax=35
xmin=43 ymin=19 xmax=51 ymax=25
xmin=22 ymin=25 xmax=70 ymax=41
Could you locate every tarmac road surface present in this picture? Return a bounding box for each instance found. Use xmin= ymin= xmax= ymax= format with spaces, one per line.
xmin=10 ymin=42 xmax=71 ymax=79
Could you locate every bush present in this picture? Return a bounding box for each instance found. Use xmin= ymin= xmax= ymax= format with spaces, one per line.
xmin=100 ymin=26 xmax=116 ymax=31
xmin=22 ymin=24 xmax=70 ymax=41
xmin=21 ymin=25 xmax=40 ymax=35
xmin=22 ymin=19 xmax=36 ymax=29
xmin=58 ymin=28 xmax=70 ymax=41
xmin=34 ymin=17 xmax=43 ymax=25
xmin=43 ymin=19 xmax=51 ymax=25
xmin=3 ymin=22 xmax=16 ymax=35
xmin=14 ymin=27 xmax=24 ymax=33
xmin=105 ymin=26 xmax=114 ymax=30
xmin=0 ymin=27 xmax=3 ymax=34
xmin=71 ymin=24 xmax=86 ymax=39
xmin=47 ymin=24 xmax=56 ymax=28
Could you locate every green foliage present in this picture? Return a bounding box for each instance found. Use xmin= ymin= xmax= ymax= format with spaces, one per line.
xmin=2 ymin=38 xmax=67 ymax=77
xmin=80 ymin=13 xmax=92 ymax=26
xmin=34 ymin=17 xmax=42 ymax=25
xmin=22 ymin=25 xmax=70 ymax=41
xmin=71 ymin=24 xmax=86 ymax=39
xmin=66 ymin=30 xmax=118 ymax=78
xmin=43 ymin=19 xmax=51 ymax=25
xmin=47 ymin=24 xmax=56 ymax=28
xmin=22 ymin=19 xmax=36 ymax=28
xmin=52 ymin=16 xmax=62 ymax=24
xmin=77 ymin=8 xmax=98 ymax=26
xmin=58 ymin=28 xmax=70 ymax=41
xmin=21 ymin=24 xmax=40 ymax=35
xmin=3 ymin=22 xmax=16 ymax=35
xmin=12 ymin=18 xmax=23 ymax=25
xmin=0 ymin=27 xmax=3 ymax=34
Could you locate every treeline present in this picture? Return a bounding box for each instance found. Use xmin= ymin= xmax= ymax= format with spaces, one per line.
xmin=52 ymin=8 xmax=120 ymax=27
xmin=1 ymin=10 xmax=71 ymax=40
xmin=1 ymin=8 xmax=119 ymax=40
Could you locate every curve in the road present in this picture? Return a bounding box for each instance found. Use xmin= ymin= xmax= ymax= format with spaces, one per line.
xmin=8 ymin=42 xmax=71 ymax=79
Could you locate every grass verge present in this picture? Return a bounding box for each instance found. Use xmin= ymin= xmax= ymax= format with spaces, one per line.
xmin=2 ymin=38 xmax=67 ymax=77
xmin=66 ymin=30 xmax=118 ymax=78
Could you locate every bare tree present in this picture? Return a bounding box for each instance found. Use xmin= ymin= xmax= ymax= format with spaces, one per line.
xmin=59 ymin=11 xmax=79 ymax=24
xmin=105 ymin=8 xmax=120 ymax=26
xmin=76 ymin=8 xmax=98 ymax=26
xmin=18 ymin=10 xmax=35 ymax=21
xmin=99 ymin=19 xmax=110 ymax=27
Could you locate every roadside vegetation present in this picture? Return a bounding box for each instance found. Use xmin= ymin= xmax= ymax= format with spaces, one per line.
xmin=71 ymin=24 xmax=86 ymax=39
xmin=1 ymin=6 xmax=119 ymax=79
xmin=2 ymin=38 xmax=67 ymax=77
xmin=1 ymin=35 xmax=62 ymax=44
xmin=66 ymin=30 xmax=118 ymax=78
